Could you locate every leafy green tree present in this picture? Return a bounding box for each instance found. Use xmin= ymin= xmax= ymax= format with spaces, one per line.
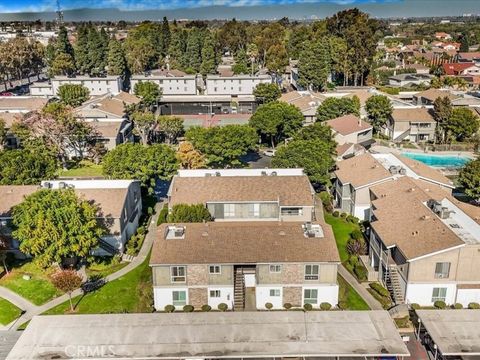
xmin=107 ymin=38 xmax=128 ymax=77
xmin=57 ymin=84 xmax=90 ymax=107
xmin=294 ymin=122 xmax=337 ymax=156
xmin=253 ymin=83 xmax=281 ymax=104
xmin=74 ymin=25 xmax=90 ymax=74
xmin=125 ymin=37 xmax=156 ymax=74
xmin=298 ymin=38 xmax=331 ymax=91
xmin=185 ymin=125 xmax=257 ymax=168
xmin=102 ymin=143 xmax=178 ymax=192
xmin=0 ymin=118 xmax=6 ymax=149
xmin=134 ymin=81 xmax=161 ymax=107
xmin=433 ymin=96 xmax=453 ymax=144
xmin=132 ymin=111 xmax=156 ymax=145
xmin=12 ymin=189 xmax=103 ymax=268
xmin=316 ymin=97 xmax=360 ymax=122
xmin=459 ymin=33 xmax=469 ymax=52
xmin=266 ymin=43 xmax=288 ymax=74
xmin=50 ymin=52 xmax=75 ymax=76
xmin=160 ymin=17 xmax=171 ymax=56
xmin=168 ymin=28 xmax=187 ymax=70
xmin=272 ymin=139 xmax=335 ymax=184
xmin=200 ymin=32 xmax=217 ymax=76
xmin=458 ymin=158 xmax=480 ymax=200
xmin=218 ymin=18 xmax=247 ymax=55
xmin=249 ymin=101 xmax=304 ymax=148
xmin=444 ymin=107 xmax=479 ymax=142
xmin=184 ymin=29 xmax=202 ymax=73
xmin=287 ymin=25 xmax=311 ymax=59
xmin=51 ymin=270 xmax=83 ymax=311
xmin=167 ymin=204 xmax=212 ymax=223
xmin=365 ymin=95 xmax=393 ymax=132
xmin=87 ymin=27 xmax=108 ymax=75
xmin=232 ymin=48 xmax=249 ymax=75
xmin=176 ymin=141 xmax=206 ymax=169
xmin=156 ymin=116 xmax=184 ymax=144
xmin=0 ymin=148 xmax=58 ymax=185
xmin=56 ymin=26 xmax=74 ymax=59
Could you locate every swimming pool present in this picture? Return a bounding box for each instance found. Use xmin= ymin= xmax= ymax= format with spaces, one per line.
xmin=402 ymin=152 xmax=471 ymax=168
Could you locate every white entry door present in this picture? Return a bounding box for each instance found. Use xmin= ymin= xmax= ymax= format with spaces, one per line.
xmin=244 ymin=273 xmax=256 ymax=287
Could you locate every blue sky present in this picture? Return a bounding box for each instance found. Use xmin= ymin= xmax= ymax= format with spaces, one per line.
xmin=0 ymin=0 xmax=396 ymax=13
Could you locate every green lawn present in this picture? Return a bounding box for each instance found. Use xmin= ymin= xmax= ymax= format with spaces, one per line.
xmin=338 ymin=275 xmax=370 ymax=310
xmin=86 ymin=258 xmax=129 ymax=279
xmin=43 ymin=255 xmax=153 ymax=315
xmin=0 ymin=297 xmax=22 ymax=325
xmin=0 ymin=262 xmax=62 ymax=305
xmin=324 ymin=213 xmax=360 ymax=263
xmin=59 ymin=161 xmax=104 ymax=177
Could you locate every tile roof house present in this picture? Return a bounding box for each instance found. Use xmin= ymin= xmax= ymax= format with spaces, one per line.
xmin=367 ymin=176 xmax=480 ymax=307
xmin=0 ymin=180 xmax=142 ymax=257
xmin=442 ymin=62 xmax=480 ymax=76
xmin=279 ymin=91 xmax=325 ymax=124
xmin=457 ymin=52 xmax=480 ymax=66
xmin=151 ymin=168 xmax=340 ymax=311
xmin=412 ymin=88 xmax=459 ymax=105
xmin=384 ymin=107 xmax=436 ymax=143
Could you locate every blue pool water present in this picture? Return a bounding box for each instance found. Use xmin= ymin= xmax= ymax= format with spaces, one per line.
xmin=402 ymin=152 xmax=470 ymax=168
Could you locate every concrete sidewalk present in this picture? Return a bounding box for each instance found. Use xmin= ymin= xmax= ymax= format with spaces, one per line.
xmin=8 ymin=200 xmax=163 ymax=330
xmin=338 ymin=265 xmax=383 ymax=310
xmin=0 ymin=286 xmax=37 ymax=313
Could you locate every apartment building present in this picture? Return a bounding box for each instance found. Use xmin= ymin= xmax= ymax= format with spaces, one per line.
xmin=130 ymin=70 xmax=198 ymax=96
xmin=0 ymin=180 xmax=142 ymax=257
xmin=205 ymin=74 xmax=272 ymax=96
xmin=326 ymin=114 xmax=374 ymax=147
xmin=383 ymin=108 xmax=436 ymax=142
xmin=280 ymin=91 xmax=325 ymax=124
xmin=151 ymin=168 xmax=340 ymax=311
xmin=367 ymin=176 xmax=480 ymax=307
xmin=333 ymin=152 xmax=453 ymax=220
xmin=30 ymin=76 xmax=123 ymax=97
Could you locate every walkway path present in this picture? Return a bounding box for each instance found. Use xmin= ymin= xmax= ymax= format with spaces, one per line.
xmin=338 ymin=265 xmax=383 ymax=310
xmin=5 ymin=200 xmax=163 ymax=331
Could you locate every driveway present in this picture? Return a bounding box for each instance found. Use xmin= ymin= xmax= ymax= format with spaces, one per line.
xmin=242 ymin=151 xmax=272 ymax=169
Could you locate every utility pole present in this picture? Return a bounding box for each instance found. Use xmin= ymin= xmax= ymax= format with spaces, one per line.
xmin=56 ymin=0 xmax=64 ymax=29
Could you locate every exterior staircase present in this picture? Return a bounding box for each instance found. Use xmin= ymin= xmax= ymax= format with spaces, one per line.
xmin=234 ymin=268 xmax=245 ymax=311
xmin=385 ymin=265 xmax=405 ymax=304
xmin=98 ymin=239 xmax=119 ymax=255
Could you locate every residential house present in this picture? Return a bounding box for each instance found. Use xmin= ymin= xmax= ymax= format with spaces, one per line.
xmin=408 ymin=63 xmax=430 ymax=74
xmin=0 ymin=180 xmax=142 ymax=257
xmin=150 ymin=168 xmax=340 ymax=311
xmin=333 ymin=152 xmax=453 ymax=220
xmin=279 ymin=91 xmax=325 ymax=124
xmin=0 ymin=97 xmax=49 ymax=148
xmin=435 ymin=32 xmax=452 ymax=40
xmin=130 ymin=69 xmax=198 ymax=96
xmin=335 ymin=143 xmax=366 ymax=161
xmin=457 ymin=52 xmax=480 ymax=66
xmin=388 ymin=73 xmax=432 ymax=87
xmin=384 ymin=108 xmax=436 ymax=142
xmin=412 ymin=88 xmax=459 ymax=105
xmin=205 ymin=74 xmax=272 ymax=96
xmin=442 ymin=62 xmax=480 ymax=76
xmin=326 ymin=114 xmax=374 ymax=148
xmin=367 ymin=176 xmax=480 ymax=306
xmin=30 ymin=76 xmax=124 ymax=97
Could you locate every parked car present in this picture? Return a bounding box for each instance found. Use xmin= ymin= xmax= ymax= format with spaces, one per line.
xmin=262 ymin=149 xmax=276 ymax=157
xmin=0 ymin=92 xmax=15 ymax=96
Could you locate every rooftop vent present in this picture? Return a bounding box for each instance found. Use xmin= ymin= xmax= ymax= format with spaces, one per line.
xmin=270 ymin=171 xmax=277 ymax=176
xmin=215 ymin=172 xmax=221 ymax=177
xmin=165 ymin=225 xmax=186 ymax=240
xmin=58 ymin=182 xmax=67 ymax=189
xmin=389 ymin=165 xmax=399 ymax=174
xmin=205 ymin=173 xmax=212 ymax=177
xmin=261 ymin=171 xmax=267 ymax=176
xmin=302 ymin=222 xmax=324 ymax=238
xmin=43 ymin=182 xmax=52 ymax=189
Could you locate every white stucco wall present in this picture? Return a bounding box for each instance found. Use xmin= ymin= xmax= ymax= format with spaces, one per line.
xmin=208 ymin=286 xmax=234 ymax=309
xmin=456 ymin=288 xmax=480 ymax=306
xmin=405 ymin=283 xmax=456 ymax=306
xmin=354 ymin=205 xmax=370 ymax=221
xmin=301 ymin=284 xmax=339 ymax=308
xmin=153 ymin=287 xmax=189 ymax=311
xmin=255 ymin=286 xmax=283 ymax=309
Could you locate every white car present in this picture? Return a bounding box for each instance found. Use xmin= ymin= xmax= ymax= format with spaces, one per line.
xmin=262 ymin=149 xmax=276 ymax=157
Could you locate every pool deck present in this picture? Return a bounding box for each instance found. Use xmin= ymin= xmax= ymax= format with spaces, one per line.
xmin=371 ymin=145 xmax=477 ymax=160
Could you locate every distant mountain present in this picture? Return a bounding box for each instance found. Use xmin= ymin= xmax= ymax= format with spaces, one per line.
xmin=0 ymin=0 xmax=479 ymax=21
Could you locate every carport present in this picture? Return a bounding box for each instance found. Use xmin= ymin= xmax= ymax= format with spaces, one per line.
xmin=416 ymin=310 xmax=480 ymax=359
xmin=7 ymin=311 xmax=409 ymax=360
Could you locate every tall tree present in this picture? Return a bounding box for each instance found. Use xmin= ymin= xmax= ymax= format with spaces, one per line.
xmin=160 ymin=17 xmax=171 ymax=56
xmin=266 ymin=43 xmax=288 ymax=74
xmin=458 ymin=158 xmax=480 ymax=201
xmin=168 ymin=28 xmax=187 ymax=70
xmin=298 ymin=38 xmax=331 ymax=91
xmin=433 ymin=96 xmax=453 ymax=144
xmin=74 ymin=25 xmax=90 ymax=74
xmin=444 ymin=107 xmax=479 ymax=142
xmin=87 ymin=27 xmax=107 ymax=75
xmin=184 ymin=29 xmax=202 ymax=73
xmin=50 ymin=52 xmax=75 ymax=76
xmin=12 ymin=189 xmax=103 ymax=268
xmin=176 ymin=141 xmax=205 ymax=169
xmin=57 ymin=84 xmax=90 ymax=107
xmin=156 ymin=116 xmax=184 ymax=144
xmin=133 ymin=81 xmax=161 ymax=107
xmin=200 ymin=32 xmax=217 ymax=76
xmin=56 ymin=26 xmax=74 ymax=59
xmin=253 ymin=83 xmax=281 ymax=104
xmin=132 ymin=110 xmax=156 ymax=145
xmin=316 ymin=97 xmax=360 ymax=121
xmin=0 ymin=118 xmax=6 ymax=150
xmin=249 ymin=101 xmax=304 ymax=148
xmin=365 ymin=95 xmax=393 ymax=132
xmin=232 ymin=48 xmax=249 ymax=75
xmin=107 ymin=38 xmax=128 ymax=76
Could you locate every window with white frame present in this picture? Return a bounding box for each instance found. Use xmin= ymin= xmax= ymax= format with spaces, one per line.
xmin=224 ymin=204 xmax=235 ymax=217
xmin=434 ymin=262 xmax=450 ymax=279
xmin=171 ymin=266 xmax=186 ymax=283
xmin=304 ymin=289 xmax=318 ymax=304
xmin=269 ymin=264 xmax=282 ymax=273
xmin=209 ymin=265 xmax=221 ymax=274
xmin=209 ymin=290 xmax=221 ymax=298
xmin=172 ymin=290 xmax=186 ymax=306
xmin=305 ymin=265 xmax=319 ymax=280
xmin=281 ymin=207 xmax=303 ymax=216
xmin=269 ymin=289 xmax=280 ymax=297
xmin=431 ymin=287 xmax=447 ymax=302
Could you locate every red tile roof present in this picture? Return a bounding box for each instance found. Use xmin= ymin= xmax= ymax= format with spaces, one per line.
xmin=443 ymin=62 xmax=476 ymax=76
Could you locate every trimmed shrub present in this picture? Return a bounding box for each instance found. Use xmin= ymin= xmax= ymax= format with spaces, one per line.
xmin=201 ymin=304 xmax=212 ymax=312
xmin=167 ymin=203 xmax=213 ymax=223
xmin=319 ymin=191 xmax=333 ymax=212
xmin=265 ymin=302 xmax=273 ymax=310
xmin=348 ymin=255 xmax=359 ymax=267
xmin=338 ymin=301 xmax=347 ymax=310
xmin=369 ymin=282 xmax=390 ymax=298
xmin=351 ymin=229 xmax=364 ymax=240
xmin=453 ymin=303 xmax=463 ymax=309
xmin=340 ymin=212 xmax=348 ymax=218
xmin=183 ymin=305 xmax=194 ymax=312
xmin=303 ymin=303 xmax=313 ymax=311
xmin=354 ymin=263 xmax=368 ymax=281
xmin=332 ymin=211 xmax=340 ymax=217
xmin=468 ymin=302 xmax=480 ymax=309
xmin=434 ymin=300 xmax=447 ymax=309
xmin=164 ymin=304 xmax=175 ymax=313
xmin=346 ymin=215 xmax=357 ymax=223
xmin=410 ymin=303 xmax=420 ymax=310
xmin=346 ymin=238 xmax=367 ymax=256
xmin=218 ymin=303 xmax=228 ymax=311
xmin=320 ymin=302 xmax=331 ymax=311
xmin=283 ymin=303 xmax=292 ymax=310
xmin=157 ymin=204 xmax=169 ymax=226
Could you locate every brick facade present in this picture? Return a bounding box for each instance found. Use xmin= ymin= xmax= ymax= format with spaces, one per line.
xmin=283 ymin=286 xmax=302 ymax=307
xmin=282 ymin=264 xmax=303 ymax=284
xmin=188 ymin=288 xmax=208 ymax=308
xmin=187 ymin=265 xmax=208 ymax=285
